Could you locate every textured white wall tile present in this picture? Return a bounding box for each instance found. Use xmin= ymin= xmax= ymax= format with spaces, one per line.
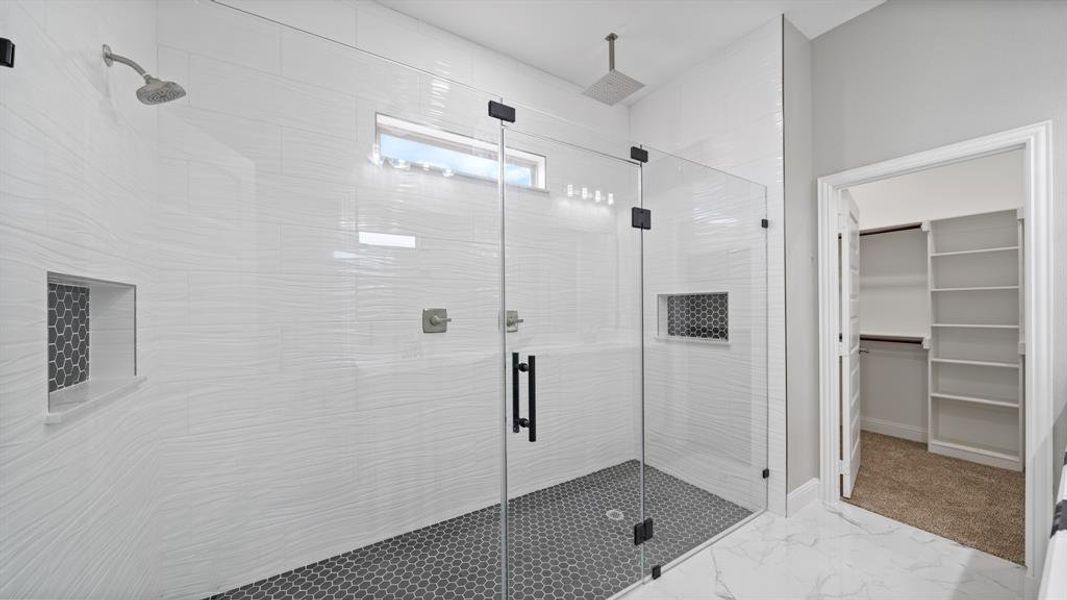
xmin=222 ymin=0 xmax=359 ymax=47
xmin=159 ymin=0 xmax=283 ymax=75
xmin=354 ymin=1 xmax=472 ymax=83
xmin=630 ymin=18 xmax=786 ymax=515
xmin=0 ymin=1 xmax=756 ymax=599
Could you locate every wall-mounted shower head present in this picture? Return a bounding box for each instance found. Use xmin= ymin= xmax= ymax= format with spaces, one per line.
xmin=583 ymin=33 xmax=644 ymax=106
xmin=102 ymin=44 xmax=186 ymax=105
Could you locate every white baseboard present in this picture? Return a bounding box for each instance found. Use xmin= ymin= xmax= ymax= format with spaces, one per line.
xmin=861 ymin=416 xmax=926 ymax=443
xmin=787 ymin=477 xmax=820 ymax=516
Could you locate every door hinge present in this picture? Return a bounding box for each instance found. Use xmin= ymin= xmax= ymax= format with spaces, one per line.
xmin=761 ymin=468 xmax=770 ymax=479
xmin=838 ymin=460 xmax=849 ymax=476
xmin=488 ymin=100 xmax=516 ymax=123
xmin=760 ymin=218 xmax=769 ymax=229
xmin=651 ymin=565 xmax=662 ymax=579
xmin=630 ymin=146 xmax=649 ymax=163
xmin=633 ymin=517 xmax=654 ymax=545
xmin=1052 ymin=500 xmax=1064 ymax=535
xmin=632 ymin=207 xmax=651 ymax=230
xmin=0 ymin=38 xmax=14 ymax=68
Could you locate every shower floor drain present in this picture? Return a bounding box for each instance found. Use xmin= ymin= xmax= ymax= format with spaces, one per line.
xmin=605 ymin=509 xmax=624 ymax=521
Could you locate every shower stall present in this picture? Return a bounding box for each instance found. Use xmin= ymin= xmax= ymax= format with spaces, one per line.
xmin=0 ymin=2 xmax=767 ymax=599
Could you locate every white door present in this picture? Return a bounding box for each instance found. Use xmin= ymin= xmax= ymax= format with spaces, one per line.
xmin=840 ymin=190 xmax=862 ymax=498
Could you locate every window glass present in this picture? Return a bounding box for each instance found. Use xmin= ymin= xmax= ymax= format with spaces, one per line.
xmin=375 ymin=114 xmax=545 ymax=189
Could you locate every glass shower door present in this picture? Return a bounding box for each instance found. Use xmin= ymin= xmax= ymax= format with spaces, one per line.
xmin=501 ymin=127 xmax=644 ymax=599
xmin=639 ymin=149 xmax=768 ymax=576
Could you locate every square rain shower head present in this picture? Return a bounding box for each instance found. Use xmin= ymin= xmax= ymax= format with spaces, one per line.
xmin=583 ymin=69 xmax=645 ymax=106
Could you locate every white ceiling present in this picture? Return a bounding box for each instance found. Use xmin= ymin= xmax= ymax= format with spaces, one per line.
xmin=849 ymin=150 xmax=1024 ymax=230
xmin=376 ymin=0 xmax=883 ymax=104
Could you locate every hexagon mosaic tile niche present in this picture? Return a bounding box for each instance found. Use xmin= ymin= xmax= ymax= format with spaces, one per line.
xmin=665 ymin=292 xmax=728 ymax=341
xmin=48 ymin=282 xmax=90 ymax=392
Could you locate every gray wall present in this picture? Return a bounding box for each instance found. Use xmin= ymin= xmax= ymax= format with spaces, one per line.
xmin=783 ymin=19 xmax=818 ymax=495
xmin=811 ymin=0 xmax=1067 ymax=492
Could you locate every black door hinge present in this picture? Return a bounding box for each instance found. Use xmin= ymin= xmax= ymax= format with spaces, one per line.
xmin=761 ymin=218 xmax=769 ymax=229
xmin=762 ymin=468 xmax=770 ymax=479
xmin=632 ymin=207 xmax=651 ymax=230
xmin=488 ymin=100 xmax=515 ymax=123
xmin=633 ymin=517 xmax=654 ymax=545
xmin=630 ymin=146 xmax=649 ymax=163
xmin=1053 ymin=500 xmax=1065 ymax=536
xmin=0 ymin=38 xmax=14 ymax=68
xmin=651 ymin=565 xmax=662 ymax=579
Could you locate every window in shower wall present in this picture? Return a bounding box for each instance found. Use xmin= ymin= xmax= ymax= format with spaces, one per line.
xmin=375 ymin=113 xmax=546 ymax=188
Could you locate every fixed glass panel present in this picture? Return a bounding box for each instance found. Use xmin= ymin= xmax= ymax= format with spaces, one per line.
xmin=502 ymin=127 xmax=644 ymax=600
xmin=158 ymin=22 xmax=507 ymax=600
xmin=640 ymin=150 xmax=768 ymax=575
xmin=0 ymin=0 xmax=508 ymax=597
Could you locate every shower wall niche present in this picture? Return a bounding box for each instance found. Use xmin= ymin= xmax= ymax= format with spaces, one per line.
xmin=659 ymin=292 xmax=730 ymax=342
xmin=45 ymin=273 xmax=138 ymax=424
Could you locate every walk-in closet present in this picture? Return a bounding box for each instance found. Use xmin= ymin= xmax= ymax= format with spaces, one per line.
xmin=840 ymin=150 xmax=1027 ymax=564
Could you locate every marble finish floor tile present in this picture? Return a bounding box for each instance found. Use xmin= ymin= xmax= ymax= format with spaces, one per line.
xmin=628 ymin=501 xmax=1036 ymax=600
xmin=209 ymin=461 xmax=751 ymax=600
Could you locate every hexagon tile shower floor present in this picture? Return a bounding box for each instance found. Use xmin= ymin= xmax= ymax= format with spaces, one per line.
xmin=209 ymin=461 xmax=751 ymax=600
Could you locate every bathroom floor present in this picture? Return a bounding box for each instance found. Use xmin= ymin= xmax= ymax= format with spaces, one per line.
xmin=625 ymin=501 xmax=1030 ymax=600
xmin=209 ymin=461 xmax=752 ymax=600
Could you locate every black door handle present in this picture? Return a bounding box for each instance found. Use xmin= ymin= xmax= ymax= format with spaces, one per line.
xmin=511 ymin=353 xmax=536 ymax=443
xmin=511 ymin=353 xmax=521 ymax=433
xmin=526 ymin=355 xmax=536 ymax=443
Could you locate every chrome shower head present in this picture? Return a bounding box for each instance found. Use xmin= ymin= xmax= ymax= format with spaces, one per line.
xmin=583 ymin=33 xmax=644 ymax=106
xmin=102 ymin=44 xmax=186 ymax=105
xmin=136 ymin=76 xmax=187 ymax=105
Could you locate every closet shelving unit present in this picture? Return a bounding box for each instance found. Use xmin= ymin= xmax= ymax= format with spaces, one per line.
xmin=925 ymin=209 xmax=1024 ymax=470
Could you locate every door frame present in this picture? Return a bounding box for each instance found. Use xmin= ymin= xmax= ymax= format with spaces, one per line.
xmin=815 ymin=122 xmax=1054 ymax=575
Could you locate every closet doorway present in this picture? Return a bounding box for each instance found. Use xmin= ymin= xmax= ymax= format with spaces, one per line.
xmin=816 ymin=123 xmax=1055 ymax=575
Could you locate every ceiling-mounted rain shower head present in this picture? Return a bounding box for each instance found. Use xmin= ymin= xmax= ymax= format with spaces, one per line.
xmin=102 ymin=44 xmax=186 ymax=105
xmin=583 ymin=33 xmax=644 ymax=106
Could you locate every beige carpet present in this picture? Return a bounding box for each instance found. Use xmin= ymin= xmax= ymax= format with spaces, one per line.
xmin=843 ymin=431 xmax=1024 ymax=564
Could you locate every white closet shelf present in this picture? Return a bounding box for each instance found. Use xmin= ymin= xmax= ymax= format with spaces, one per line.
xmin=931 ymin=323 xmax=1019 ymax=329
xmin=924 ymin=209 xmax=1023 ymax=472
xmin=929 ymin=439 xmax=1020 ymax=464
xmin=931 ymin=357 xmax=1019 ymax=368
xmin=930 ymin=245 xmax=1019 ymax=257
xmin=930 ymin=392 xmax=1018 ymax=409
xmin=930 ymin=285 xmax=1019 ymax=292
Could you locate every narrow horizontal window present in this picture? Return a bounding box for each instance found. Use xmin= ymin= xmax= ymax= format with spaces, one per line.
xmin=374 ymin=114 xmax=546 ymax=190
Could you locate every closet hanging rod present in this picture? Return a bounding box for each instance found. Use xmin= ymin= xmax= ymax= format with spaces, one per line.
xmin=859 ymin=222 xmax=923 ymax=236
xmin=859 ymin=334 xmax=925 ymax=344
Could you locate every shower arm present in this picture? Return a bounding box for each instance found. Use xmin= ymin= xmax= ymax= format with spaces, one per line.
xmin=606 ymin=33 xmax=617 ymax=72
xmin=102 ymin=45 xmax=150 ymax=80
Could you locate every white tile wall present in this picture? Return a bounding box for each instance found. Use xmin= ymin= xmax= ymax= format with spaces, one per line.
xmin=1 ymin=2 xmax=166 ymax=598
xmin=0 ymin=1 xmax=641 ymax=598
xmin=1 ymin=1 xmax=776 ymax=598
xmin=630 ymin=18 xmax=787 ymax=515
